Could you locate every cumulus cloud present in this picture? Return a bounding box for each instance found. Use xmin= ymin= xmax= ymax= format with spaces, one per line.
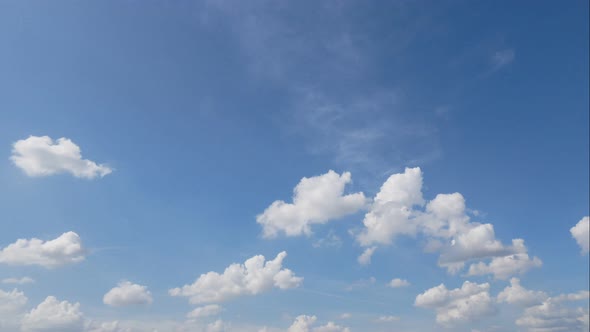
xmin=415 ymin=281 xmax=496 ymax=326
xmin=0 ymin=288 xmax=28 ymax=329
xmin=357 ymin=167 xmax=424 ymax=246
xmin=0 ymin=232 xmax=85 ymax=268
xmin=467 ymin=252 xmax=542 ymax=280
xmin=103 ymin=281 xmax=153 ymax=307
xmin=11 ymin=136 xmax=112 ymax=179
xmin=287 ymin=315 xmax=350 ymax=332
xmin=21 ymin=296 xmax=84 ymax=332
xmin=169 ymin=251 xmax=302 ymax=304
xmin=355 ymin=167 xmax=541 ymax=277
xmin=257 ymin=170 xmax=367 ymax=238
xmin=516 ymin=300 xmax=589 ymax=332
xmin=357 ymin=246 xmax=376 ymax=266
xmin=497 ymin=278 xmax=548 ymax=307
xmin=1 ymin=277 xmax=35 ymax=285
xmin=187 ymin=304 xmax=223 ymax=319
xmin=388 ymin=278 xmax=410 ymax=288
xmin=570 ymin=216 xmax=589 ymax=254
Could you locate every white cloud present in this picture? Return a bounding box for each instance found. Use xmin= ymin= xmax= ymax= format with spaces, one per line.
xmin=187 ymin=304 xmax=223 ymax=319
xmin=357 ymin=246 xmax=376 ymax=266
xmin=0 ymin=288 xmax=28 ymax=329
xmin=570 ymin=216 xmax=589 ymax=254
xmin=497 ymin=278 xmax=548 ymax=307
xmin=21 ymin=296 xmax=84 ymax=332
xmin=257 ymin=170 xmax=367 ymax=238
xmin=103 ymin=281 xmax=153 ymax=307
xmin=355 ymin=168 xmax=540 ymax=277
xmin=288 ymin=315 xmax=315 ymax=332
xmin=11 ymin=136 xmax=112 ymax=179
xmin=388 ymin=278 xmax=410 ymax=288
xmin=1 ymin=277 xmax=35 ymax=285
xmin=0 ymin=232 xmax=85 ymax=268
xmin=357 ymin=167 xmax=424 ymax=246
xmin=206 ymin=319 xmax=229 ymax=332
xmin=467 ymin=252 xmax=542 ymax=280
xmin=516 ymin=300 xmax=588 ymax=332
xmin=376 ymin=315 xmax=400 ymax=322
xmin=339 ymin=313 xmax=351 ymax=319
xmin=415 ymin=281 xmax=496 ymax=326
xmin=287 ymin=315 xmax=350 ymax=332
xmin=170 ymin=251 xmax=302 ymax=304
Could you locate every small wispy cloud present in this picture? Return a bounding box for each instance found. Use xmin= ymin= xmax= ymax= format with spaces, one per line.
xmin=491 ymin=49 xmax=515 ymax=71
xmin=1 ymin=276 xmax=35 ymax=285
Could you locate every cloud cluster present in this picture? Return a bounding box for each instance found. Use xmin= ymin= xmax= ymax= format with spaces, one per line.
xmin=21 ymin=296 xmax=85 ymax=332
xmin=11 ymin=136 xmax=112 ymax=179
xmin=288 ymin=315 xmax=350 ymax=332
xmin=0 ymin=232 xmax=85 ymax=268
xmin=257 ymin=171 xmax=367 ymax=238
xmin=415 ymin=281 xmax=496 ymax=326
xmin=570 ymin=216 xmax=589 ymax=254
xmin=497 ymin=278 xmax=589 ymax=331
xmin=355 ymin=167 xmax=541 ymax=278
xmin=103 ymin=281 xmax=153 ymax=307
xmin=170 ymin=251 xmax=302 ymax=304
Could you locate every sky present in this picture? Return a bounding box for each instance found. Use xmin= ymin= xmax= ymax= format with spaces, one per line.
xmin=0 ymin=1 xmax=588 ymax=331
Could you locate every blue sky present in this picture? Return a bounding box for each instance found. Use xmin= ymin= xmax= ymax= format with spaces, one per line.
xmin=0 ymin=1 xmax=588 ymax=331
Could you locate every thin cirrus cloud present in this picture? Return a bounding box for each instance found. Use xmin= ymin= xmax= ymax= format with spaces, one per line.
xmin=11 ymin=135 xmax=112 ymax=179
xmin=570 ymin=216 xmax=589 ymax=254
xmin=103 ymin=281 xmax=153 ymax=307
xmin=169 ymin=251 xmax=302 ymax=305
xmin=0 ymin=232 xmax=85 ymax=268
xmin=1 ymin=277 xmax=35 ymax=285
xmin=257 ymin=170 xmax=367 ymax=238
xmin=354 ymin=167 xmax=541 ymax=278
xmin=186 ymin=304 xmax=223 ymax=319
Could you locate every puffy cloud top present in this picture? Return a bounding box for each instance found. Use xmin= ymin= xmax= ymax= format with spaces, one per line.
xmin=21 ymin=296 xmax=84 ymax=332
xmin=11 ymin=136 xmax=112 ymax=179
xmin=257 ymin=170 xmax=367 ymax=238
xmin=170 ymin=251 xmax=302 ymax=304
xmin=103 ymin=281 xmax=153 ymax=307
xmin=415 ymin=281 xmax=496 ymax=326
xmin=570 ymin=216 xmax=589 ymax=254
xmin=0 ymin=232 xmax=85 ymax=268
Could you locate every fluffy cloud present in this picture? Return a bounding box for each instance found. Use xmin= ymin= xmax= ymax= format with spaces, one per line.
xmin=415 ymin=281 xmax=496 ymax=326
xmin=0 ymin=288 xmax=28 ymax=329
xmin=1 ymin=277 xmax=35 ymax=285
xmin=103 ymin=281 xmax=153 ymax=307
xmin=357 ymin=246 xmax=376 ymax=266
xmin=355 ymin=168 xmax=541 ymax=278
xmin=357 ymin=167 xmax=424 ymax=246
xmin=21 ymin=296 xmax=84 ymax=332
xmin=516 ymin=300 xmax=589 ymax=332
xmin=257 ymin=171 xmax=367 ymax=238
xmin=570 ymin=216 xmax=589 ymax=254
xmin=388 ymin=278 xmax=410 ymax=288
xmin=496 ymin=278 xmax=589 ymax=331
xmin=187 ymin=304 xmax=223 ymax=318
xmin=170 ymin=251 xmax=302 ymax=304
xmin=497 ymin=278 xmax=548 ymax=307
xmin=11 ymin=136 xmax=112 ymax=179
xmin=0 ymin=232 xmax=85 ymax=268
xmin=467 ymin=252 xmax=542 ymax=280
xmin=287 ymin=315 xmax=350 ymax=332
